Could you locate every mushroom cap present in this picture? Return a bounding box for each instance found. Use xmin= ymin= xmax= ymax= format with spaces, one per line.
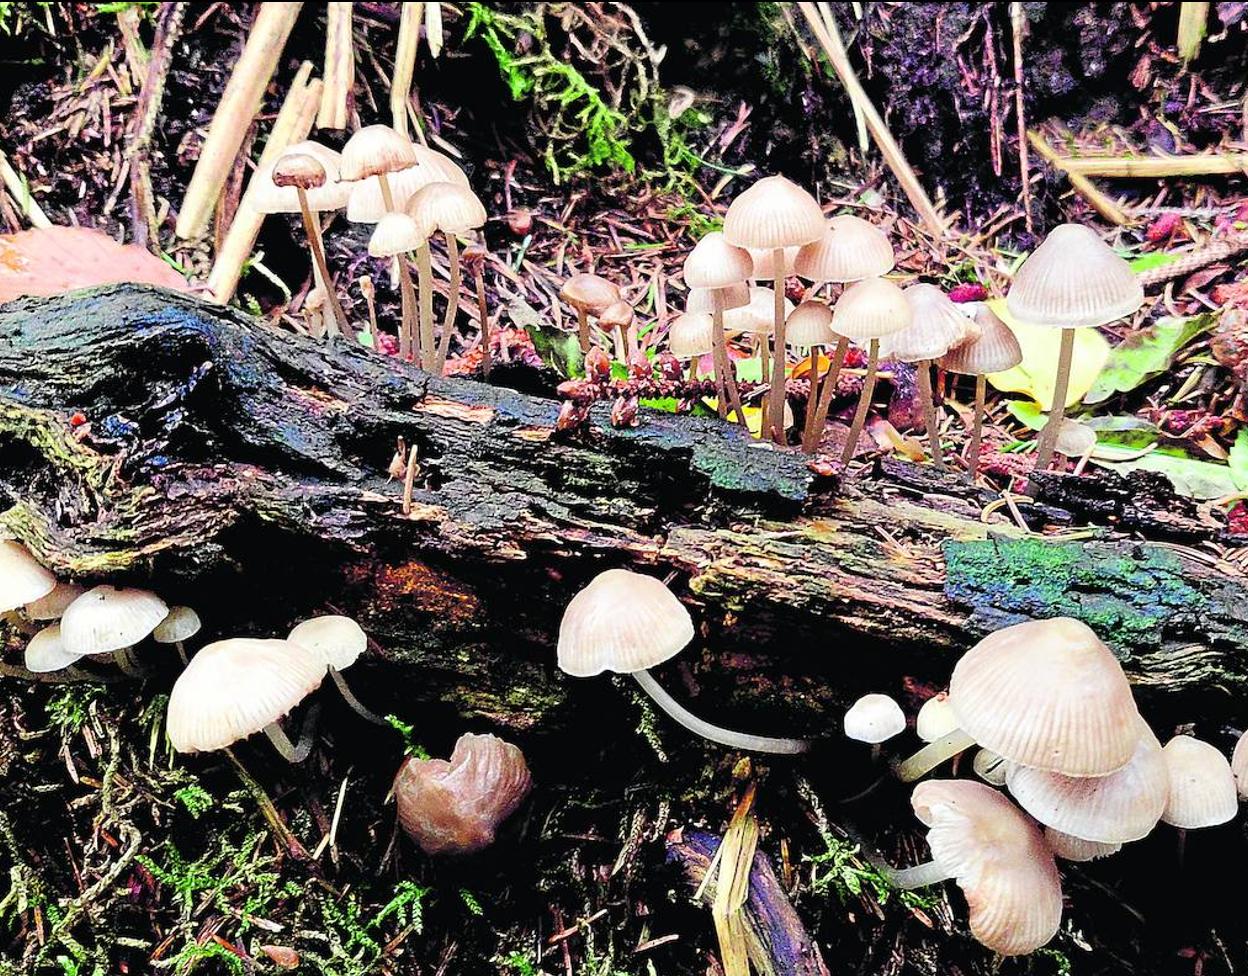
xmin=1006 ymin=725 xmax=1167 ymax=843
xmin=288 ymin=614 xmax=368 ymax=670
xmin=249 ymin=142 xmax=352 ymax=214
xmin=394 ymin=732 xmax=532 ymax=855
xmin=882 ymin=284 xmax=974 ymax=362
xmin=1044 ymin=827 xmax=1121 ymax=862
xmin=23 ymin=581 xmax=86 ymax=621
xmin=61 ymin=585 xmax=169 ymax=656
xmin=915 ymin=692 xmax=959 ymax=742
xmin=407 ymin=181 xmax=487 ymax=234
xmin=271 ymin=152 xmax=327 ymax=190
xmin=0 ymin=540 xmax=56 ymax=613
xmin=339 ymin=124 xmax=417 ymax=181
xmin=831 ymin=277 xmax=912 ymax=342
xmin=668 ymin=311 xmax=716 ymax=359
xmin=949 ymin=617 xmax=1141 ymax=777
xmin=748 ymin=245 xmax=799 ymax=280
xmin=1232 ymin=729 xmax=1248 ymax=798
xmin=345 ymin=146 xmax=470 ymax=222
xmin=556 ymin=569 xmax=694 ymax=677
xmin=1005 ymin=223 xmax=1144 ymax=329
xmin=972 ymin=748 xmax=1010 ymax=787
xmin=1054 ymin=419 xmax=1098 ymax=458
xmin=687 ymin=283 xmax=750 ymax=314
xmin=722 ymin=175 xmax=825 ymax=251
xmin=911 ymin=780 xmax=1063 ymax=956
xmin=940 ymin=302 xmax=1023 ymax=375
xmin=793 ymin=214 xmax=895 ymax=284
xmin=843 ymin=693 xmax=906 ymax=744
xmin=153 ymin=606 xmax=202 ymax=644
xmin=600 ymin=301 xmax=635 ymax=330
xmin=25 ymin=623 xmax=80 ymax=674
xmin=165 ymin=638 xmax=326 ymax=753
xmin=683 ymin=231 xmax=754 ymax=290
xmin=560 ymin=274 xmax=621 ymax=316
xmin=1161 ymin=734 xmax=1238 ymax=828
xmin=723 ymin=286 xmax=793 ymax=335
xmin=784 ymin=301 xmax=837 ymax=349
xmin=368 ymin=212 xmax=430 ymax=258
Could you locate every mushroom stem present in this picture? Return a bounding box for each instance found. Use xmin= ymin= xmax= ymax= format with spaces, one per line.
xmin=758 ymin=336 xmax=771 ymax=433
xmin=263 ymin=717 xmax=314 ymax=763
xmin=893 ymin=727 xmax=977 ymax=782
xmin=575 ymin=306 xmax=591 ymax=354
xmin=632 ymin=669 xmax=810 ymax=755
xmin=434 ymin=232 xmax=461 ymax=374
xmin=174 ymin=640 xmax=189 ymax=666
xmin=917 ymin=359 xmax=946 ymax=470
xmin=881 ymin=859 xmax=954 ymax=890
xmin=767 ymin=251 xmax=788 ymax=444
xmin=803 ymin=336 xmax=850 ymax=453
xmin=840 ymin=338 xmax=880 ymax=466
xmin=396 ymin=256 xmax=419 ymax=363
xmin=1031 ymin=327 xmax=1075 ymax=473
xmin=329 ymin=667 xmax=388 ymax=725
xmin=297 ymin=187 xmax=351 ymax=339
xmin=712 ymin=292 xmax=748 ymax=426
xmin=415 ymin=243 xmax=437 ymax=371
xmin=967 ymin=374 xmax=987 ymax=475
xmin=112 ymin=647 xmax=144 ymax=677
xmin=472 ymin=261 xmax=491 ymax=379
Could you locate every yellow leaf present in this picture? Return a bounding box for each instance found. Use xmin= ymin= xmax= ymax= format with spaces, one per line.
xmin=985 ymin=298 xmax=1110 ymax=410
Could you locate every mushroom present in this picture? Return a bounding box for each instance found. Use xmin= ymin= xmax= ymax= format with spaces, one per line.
xmin=782 ymin=302 xmax=837 ymax=448
xmin=25 ymin=623 xmax=87 ymax=676
xmin=166 ymin=637 xmax=326 ymax=762
xmin=1044 ymin=827 xmax=1121 ymax=862
xmin=747 ymin=245 xmax=799 ymax=282
xmin=881 ymin=284 xmax=976 ymax=471
xmin=22 ymin=580 xmax=85 ymax=622
xmin=686 ymin=282 xmax=750 ymax=316
xmin=940 ymin=302 xmax=1023 ymax=474
xmin=557 ymin=569 xmax=809 ymax=754
xmin=0 ymin=540 xmax=55 ymax=614
xmin=61 ymin=584 xmax=168 ymax=676
xmin=1231 ymin=728 xmax=1248 ymax=797
xmin=895 ymin=617 xmax=1142 ymax=782
xmin=1054 ymin=418 xmax=1098 ymax=474
xmin=599 ymin=301 xmax=636 ymax=361
xmin=1160 ymin=734 xmax=1238 ymax=830
xmin=340 ymin=125 xmax=418 ymax=214
xmin=287 ymin=614 xmax=384 ymax=725
xmin=972 ymin=749 xmax=1010 ymax=787
xmin=829 ymin=277 xmax=912 ymax=465
xmin=915 ymin=691 xmax=958 ymax=743
xmin=345 ymin=142 xmax=470 ymax=222
xmin=407 ymin=182 xmax=488 ymax=373
xmin=683 ymin=231 xmax=754 ymax=426
xmin=843 ymin=693 xmax=905 ymax=759
xmin=1005 ymin=224 xmax=1143 ymax=473
xmin=723 ymin=175 xmax=826 ymax=443
xmin=885 ymin=780 xmax=1063 ymax=956
xmin=153 ymin=606 xmax=202 ymax=665
xmin=393 ymin=732 xmax=532 ymax=856
xmin=461 ymin=244 xmax=493 ymax=378
xmin=560 ymin=273 xmax=621 ymax=356
xmin=668 ymin=311 xmax=717 ymax=386
xmin=367 ymin=212 xmax=430 ymax=364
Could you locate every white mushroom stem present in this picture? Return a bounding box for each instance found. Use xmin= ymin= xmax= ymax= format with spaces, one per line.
xmin=396 ymin=256 xmax=419 ymax=363
xmin=917 ymin=359 xmax=946 ymax=471
xmin=803 ymin=336 xmax=850 ymax=453
xmin=632 ymin=669 xmax=809 ymax=755
xmin=416 ymin=243 xmax=437 ymax=371
xmin=1031 ymin=327 xmax=1075 ymax=473
xmin=174 ymin=640 xmax=189 ymax=665
xmin=840 ymin=338 xmax=880 ymax=466
xmin=967 ymin=374 xmax=987 ymax=474
xmin=112 ymin=647 xmax=144 ymax=677
xmin=329 ymin=667 xmax=387 ymax=725
xmin=711 ymin=291 xmax=748 ymax=427
xmin=894 ymin=727 xmax=977 ymax=782
xmin=434 ymin=232 xmax=461 ymax=374
xmin=881 ymin=859 xmax=954 ymax=889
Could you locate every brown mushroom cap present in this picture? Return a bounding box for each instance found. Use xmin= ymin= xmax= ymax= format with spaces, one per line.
xmin=722 ymin=175 xmax=825 ymax=251
xmin=882 ymin=284 xmax=975 ymax=362
xmin=940 ymin=302 xmax=1023 ymax=376
xmin=394 ymin=732 xmax=532 ymax=856
xmin=831 ymin=277 xmax=912 ymax=342
xmin=271 ymin=152 xmax=327 ymax=190
xmin=339 ymin=124 xmax=417 ymax=181
xmin=599 ymin=301 xmax=635 ymax=331
xmin=560 ymin=274 xmax=621 ymax=317
xmin=407 ymin=181 xmax=488 ymax=235
xmin=668 ymin=311 xmax=716 ymax=360
xmin=0 ymin=540 xmax=56 ymax=613
xmin=1161 ymin=734 xmax=1238 ymax=828
xmin=1006 ymin=223 xmax=1144 ymax=329
xmin=250 ymin=142 xmax=352 ymax=215
xmin=683 ymin=231 xmax=754 ymax=290
xmin=912 ymin=780 xmax=1063 ymax=956
xmin=949 ymin=617 xmax=1141 ymax=777
xmin=793 ymin=214 xmax=895 ymax=284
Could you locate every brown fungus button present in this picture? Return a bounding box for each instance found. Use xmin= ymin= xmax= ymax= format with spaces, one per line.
xmin=599 ymin=301 xmax=636 ymax=360
xmin=560 ymin=273 xmax=622 ymax=355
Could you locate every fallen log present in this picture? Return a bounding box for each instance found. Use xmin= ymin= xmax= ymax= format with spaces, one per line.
xmin=1 ymin=285 xmax=1246 ymax=734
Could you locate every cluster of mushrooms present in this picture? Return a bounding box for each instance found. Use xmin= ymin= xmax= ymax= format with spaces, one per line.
xmin=558 ymin=567 xmax=1248 ymax=957
xmin=0 ymin=539 xmax=532 ymax=858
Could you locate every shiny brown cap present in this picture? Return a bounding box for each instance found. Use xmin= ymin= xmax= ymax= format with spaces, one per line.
xmin=560 ymin=274 xmax=621 ymax=316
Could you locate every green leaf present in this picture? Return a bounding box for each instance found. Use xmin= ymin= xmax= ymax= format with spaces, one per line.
xmin=1007 ymin=400 xmax=1045 ymax=431
xmin=1128 ymin=251 xmax=1183 ymax=273
xmin=1084 ymin=314 xmax=1215 ymax=405
xmin=1093 ymin=445 xmax=1237 ymax=499
xmin=1230 ymin=428 xmax=1248 ymax=492
xmin=1085 ymin=415 xmax=1160 ymax=450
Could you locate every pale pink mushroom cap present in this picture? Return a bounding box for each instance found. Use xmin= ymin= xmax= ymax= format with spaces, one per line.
xmin=1161 ymin=735 xmax=1238 ymax=828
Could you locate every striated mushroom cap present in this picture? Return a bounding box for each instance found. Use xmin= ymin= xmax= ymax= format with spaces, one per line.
xmin=1054 ymin=419 xmax=1098 ymax=458
xmin=368 ymin=212 xmax=430 ymax=258
xmin=668 ymin=311 xmax=716 ymax=359
xmin=25 ymin=623 xmax=80 ymax=674
xmin=683 ymin=231 xmax=754 ymax=290
xmin=940 ymin=302 xmax=1022 ymax=376
xmin=831 ymin=277 xmax=912 ymax=342
xmin=340 ymin=125 xmax=417 ymax=182
xmin=1232 ymin=729 xmax=1248 ymax=798
xmin=153 ymin=606 xmax=202 ymax=644
xmin=916 ymin=692 xmax=959 ymax=743
xmin=61 ymin=585 xmax=168 ymax=656
xmin=0 ymin=540 xmax=56 ymax=614
xmin=794 ymin=214 xmax=894 ymax=284
xmin=1044 ymin=827 xmax=1121 ymax=862
xmin=949 ymin=617 xmax=1141 ymax=777
xmin=23 ymin=581 xmax=86 ymax=622
xmin=723 ymin=175 xmax=825 ymax=251
xmin=687 ymin=283 xmax=750 ymax=314
xmin=407 ymin=181 xmax=487 ymax=235
xmin=288 ymin=614 xmax=367 ymax=671
xmin=748 ymin=245 xmax=799 ymax=280
xmin=561 ymin=274 xmax=621 ymax=317
xmin=784 ymin=301 xmax=837 ymax=349
xmin=394 ymin=732 xmax=532 ymax=855
xmin=272 ymin=152 xmax=327 ymax=190
xmin=345 ymin=146 xmax=470 ymax=222
xmin=1161 ymin=735 xmax=1238 ymax=828
xmin=843 ymin=693 xmax=905 ymax=744
xmin=724 ymin=286 xmax=793 ymax=335
xmin=250 ymin=142 xmax=352 ymax=215
xmin=882 ymin=284 xmax=975 ymax=362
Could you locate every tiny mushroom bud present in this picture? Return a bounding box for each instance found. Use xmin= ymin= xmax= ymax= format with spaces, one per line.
xmin=843 ymin=693 xmax=906 ymax=745
xmin=153 ymin=606 xmax=202 ymax=665
xmin=561 ymin=274 xmax=622 ymax=354
xmin=1161 ymin=734 xmax=1238 ymax=829
xmin=915 ymin=692 xmax=958 ymax=743
xmin=610 ymin=395 xmax=639 ymax=428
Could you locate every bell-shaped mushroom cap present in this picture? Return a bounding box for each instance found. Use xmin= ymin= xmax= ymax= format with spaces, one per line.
xmin=345 ymin=146 xmax=471 ymax=223
xmin=249 ymin=142 xmax=352 ymax=215
xmin=1054 ymin=419 xmax=1098 ymax=458
xmin=748 ymin=245 xmax=799 ymax=280
xmin=784 ymin=301 xmax=837 ymax=349
xmin=1161 ymin=735 xmax=1238 ymax=828
xmin=668 ymin=311 xmax=715 ymax=359
xmin=272 ymin=152 xmax=327 ymax=190
xmin=23 ymin=581 xmax=86 ymax=621
xmin=61 ymin=585 xmax=169 ymax=656
xmin=368 ymin=212 xmax=430 ymax=258
xmin=916 ymin=692 xmax=959 ymax=743
xmin=794 ymin=214 xmax=895 ymax=284
xmin=831 ymin=277 xmax=912 ymax=342
xmin=1007 ymin=725 xmax=1167 ymax=843
xmin=1231 ymin=729 xmax=1248 ymax=798
xmin=940 ymin=302 xmax=1023 ymax=376
xmin=683 ymin=231 xmax=754 ymax=290
xmin=412 ymin=144 xmax=471 ymax=186
xmin=25 ymin=623 xmax=80 ymax=674
xmin=340 ymin=124 xmax=417 ymax=182
xmin=687 ymin=283 xmax=750 ymax=314
xmin=722 ymin=175 xmax=825 ymax=251
xmin=972 ymin=748 xmax=1010 ymax=787
xmin=723 ymin=286 xmax=794 ymax=335
xmin=557 ymin=569 xmax=694 ymax=677
xmin=407 ymin=181 xmax=487 ymax=234
xmin=166 ymin=638 xmax=326 ymax=753
xmin=882 ymin=284 xmax=973 ymax=362
xmin=0 ymin=540 xmax=56 ymax=613
xmin=1006 ymin=223 xmax=1144 ymax=329
xmin=394 ymin=732 xmax=533 ymax=855
xmin=1044 ymin=827 xmax=1121 ymax=862
xmin=288 ymin=614 xmax=367 ymax=670
xmin=153 ymin=606 xmax=202 ymax=644
xmin=600 ymin=302 xmax=634 ymax=332
xmin=843 ymin=693 xmax=905 ymax=744
xmin=560 ymin=273 xmax=621 ymax=316
xmin=912 ymin=780 xmax=1063 ymax=956
xmin=949 ymin=617 xmax=1140 ymax=777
